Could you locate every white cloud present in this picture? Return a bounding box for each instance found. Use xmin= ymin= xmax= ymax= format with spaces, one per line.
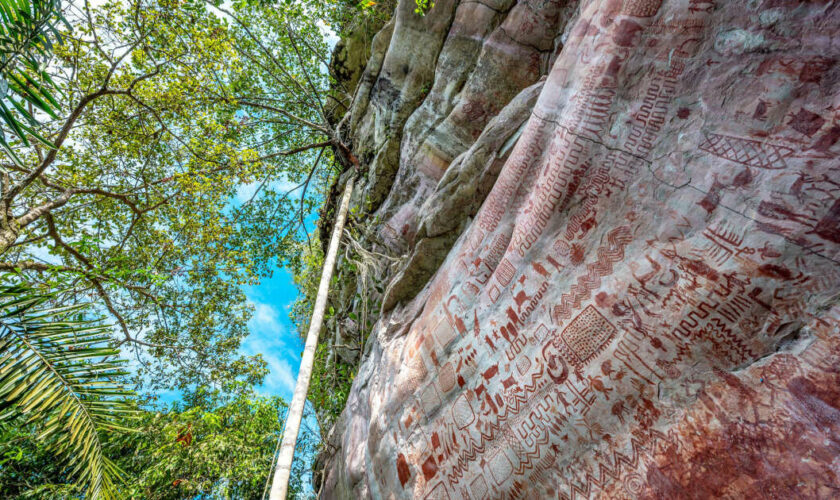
xmin=241 ymin=298 xmax=302 ymax=398
xmin=242 ymin=333 xmax=300 ymax=397
xmin=262 ymin=355 xmax=297 ymax=395
xmin=252 ymin=300 xmax=281 ymax=333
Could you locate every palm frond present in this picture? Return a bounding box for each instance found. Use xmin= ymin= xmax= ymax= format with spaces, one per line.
xmin=0 ymin=0 xmax=67 ymax=165
xmin=0 ymin=283 xmax=137 ymax=499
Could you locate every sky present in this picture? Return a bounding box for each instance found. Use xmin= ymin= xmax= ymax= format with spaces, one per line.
xmin=239 ymin=251 xmax=303 ymax=401
xmin=134 ymin=177 xmax=312 ymax=405
xmin=181 ymin=5 xmax=340 ymax=404
xmin=42 ymin=1 xmax=340 ymax=410
xmin=75 ymin=0 xmax=341 ymax=458
xmin=234 ymin=18 xmax=341 ymax=494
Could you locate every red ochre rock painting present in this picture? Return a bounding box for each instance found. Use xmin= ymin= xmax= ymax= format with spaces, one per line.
xmin=319 ymin=0 xmax=840 ymax=498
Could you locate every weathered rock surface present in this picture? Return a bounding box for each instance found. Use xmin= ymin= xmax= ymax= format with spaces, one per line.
xmin=322 ymin=0 xmax=840 ymax=498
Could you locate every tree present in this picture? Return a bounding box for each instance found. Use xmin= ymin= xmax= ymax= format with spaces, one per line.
xmin=0 ymin=0 xmax=347 ymax=398
xmin=0 ymin=391 xmax=319 ymax=499
xmin=0 ymin=0 xmax=378 ymax=496
xmin=270 ymin=176 xmax=353 ymax=500
xmin=110 ymin=393 xmax=318 ymax=499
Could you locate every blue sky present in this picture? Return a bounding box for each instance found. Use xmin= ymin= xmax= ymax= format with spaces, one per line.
xmin=231 ymin=174 xmax=317 ymax=402
xmin=240 ymin=266 xmax=303 ymax=401
xmin=233 ymin=179 xmax=324 ymax=497
xmin=232 ymin=177 xmax=323 ymax=496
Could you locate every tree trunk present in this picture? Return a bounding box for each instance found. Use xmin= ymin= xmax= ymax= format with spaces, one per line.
xmin=269 ymin=176 xmax=354 ymax=500
xmin=0 ymin=201 xmax=19 ymax=255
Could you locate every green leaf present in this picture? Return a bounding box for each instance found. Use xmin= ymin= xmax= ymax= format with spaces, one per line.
xmin=0 ymin=101 xmax=29 ymax=146
xmin=8 ymin=71 xmax=57 ymax=118
xmin=0 ymin=284 xmax=137 ymax=499
xmin=0 ymin=0 xmax=65 ymax=145
xmin=0 ymin=134 xmax=23 ymax=166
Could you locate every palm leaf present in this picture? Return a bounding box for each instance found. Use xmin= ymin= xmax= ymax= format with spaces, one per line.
xmin=0 ymin=283 xmax=137 ymax=499
xmin=0 ymin=0 xmax=66 ymax=163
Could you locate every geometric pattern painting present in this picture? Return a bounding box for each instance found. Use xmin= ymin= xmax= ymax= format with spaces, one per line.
xmin=559 ymin=305 xmax=617 ymax=370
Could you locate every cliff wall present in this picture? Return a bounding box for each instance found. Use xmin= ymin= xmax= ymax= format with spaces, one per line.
xmin=322 ymin=0 xmax=840 ymax=497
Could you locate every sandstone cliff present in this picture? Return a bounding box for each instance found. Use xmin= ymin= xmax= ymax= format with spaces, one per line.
xmin=319 ymin=0 xmax=840 ymax=497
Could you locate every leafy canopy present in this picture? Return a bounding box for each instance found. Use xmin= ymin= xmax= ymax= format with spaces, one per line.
xmin=0 ymin=0 xmax=342 ymax=399
xmin=0 ymin=0 xmax=403 ymax=495
xmin=0 ymin=0 xmax=363 ymax=496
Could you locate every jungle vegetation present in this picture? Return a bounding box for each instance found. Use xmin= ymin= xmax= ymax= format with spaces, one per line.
xmin=0 ymin=0 xmax=392 ymax=497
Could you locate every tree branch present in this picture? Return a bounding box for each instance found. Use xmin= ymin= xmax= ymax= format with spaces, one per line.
xmin=3 ymin=88 xmax=118 ymax=202
xmin=283 ymin=21 xmax=327 ymax=122
xmin=236 ymin=99 xmax=332 ymax=137
xmin=0 ymin=260 xmax=72 ymax=272
xmin=298 ymin=147 xmax=326 ymax=251
xmin=257 ymin=140 xmax=332 ymax=162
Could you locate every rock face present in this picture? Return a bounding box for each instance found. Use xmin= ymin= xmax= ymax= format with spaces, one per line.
xmin=322 ymin=0 xmax=840 ymax=498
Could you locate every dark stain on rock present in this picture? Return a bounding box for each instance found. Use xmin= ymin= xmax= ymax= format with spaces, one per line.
xmin=613 ymin=19 xmax=644 ymax=47
xmin=757 ymin=263 xmax=794 ymax=280
xmin=812 ymin=124 xmax=840 ymax=152
xmin=421 ymin=455 xmax=438 ymax=481
xmin=396 ymin=453 xmax=411 ymax=487
xmin=788 ymin=108 xmax=826 ymax=137
xmin=814 ymin=199 xmax=840 ymax=243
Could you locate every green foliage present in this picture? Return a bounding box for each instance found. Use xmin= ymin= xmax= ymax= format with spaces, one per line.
xmin=291 ymin=221 xmax=387 ymax=431
xmin=290 ymin=233 xmax=324 ymax=337
xmin=0 ymin=282 xmax=136 ymax=499
xmin=0 ymin=0 xmax=342 ymax=400
xmin=290 ymin=231 xmax=352 ymax=430
xmin=0 ymin=418 xmax=86 ymax=498
xmin=315 ymin=0 xmax=394 ymax=35
xmin=0 ymin=392 xmax=318 ymax=499
xmin=290 ymin=230 xmax=355 ymax=431
xmin=414 ymin=0 xmax=434 ymax=16
xmin=0 ymin=0 xmax=67 ymax=165
xmin=109 ymin=393 xmax=316 ymax=499
xmin=0 ymin=0 xmax=387 ymax=495
xmin=307 ymin=341 xmax=354 ymax=432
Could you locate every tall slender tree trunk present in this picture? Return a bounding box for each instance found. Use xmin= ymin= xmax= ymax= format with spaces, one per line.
xmin=270 ymin=177 xmax=354 ymax=500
